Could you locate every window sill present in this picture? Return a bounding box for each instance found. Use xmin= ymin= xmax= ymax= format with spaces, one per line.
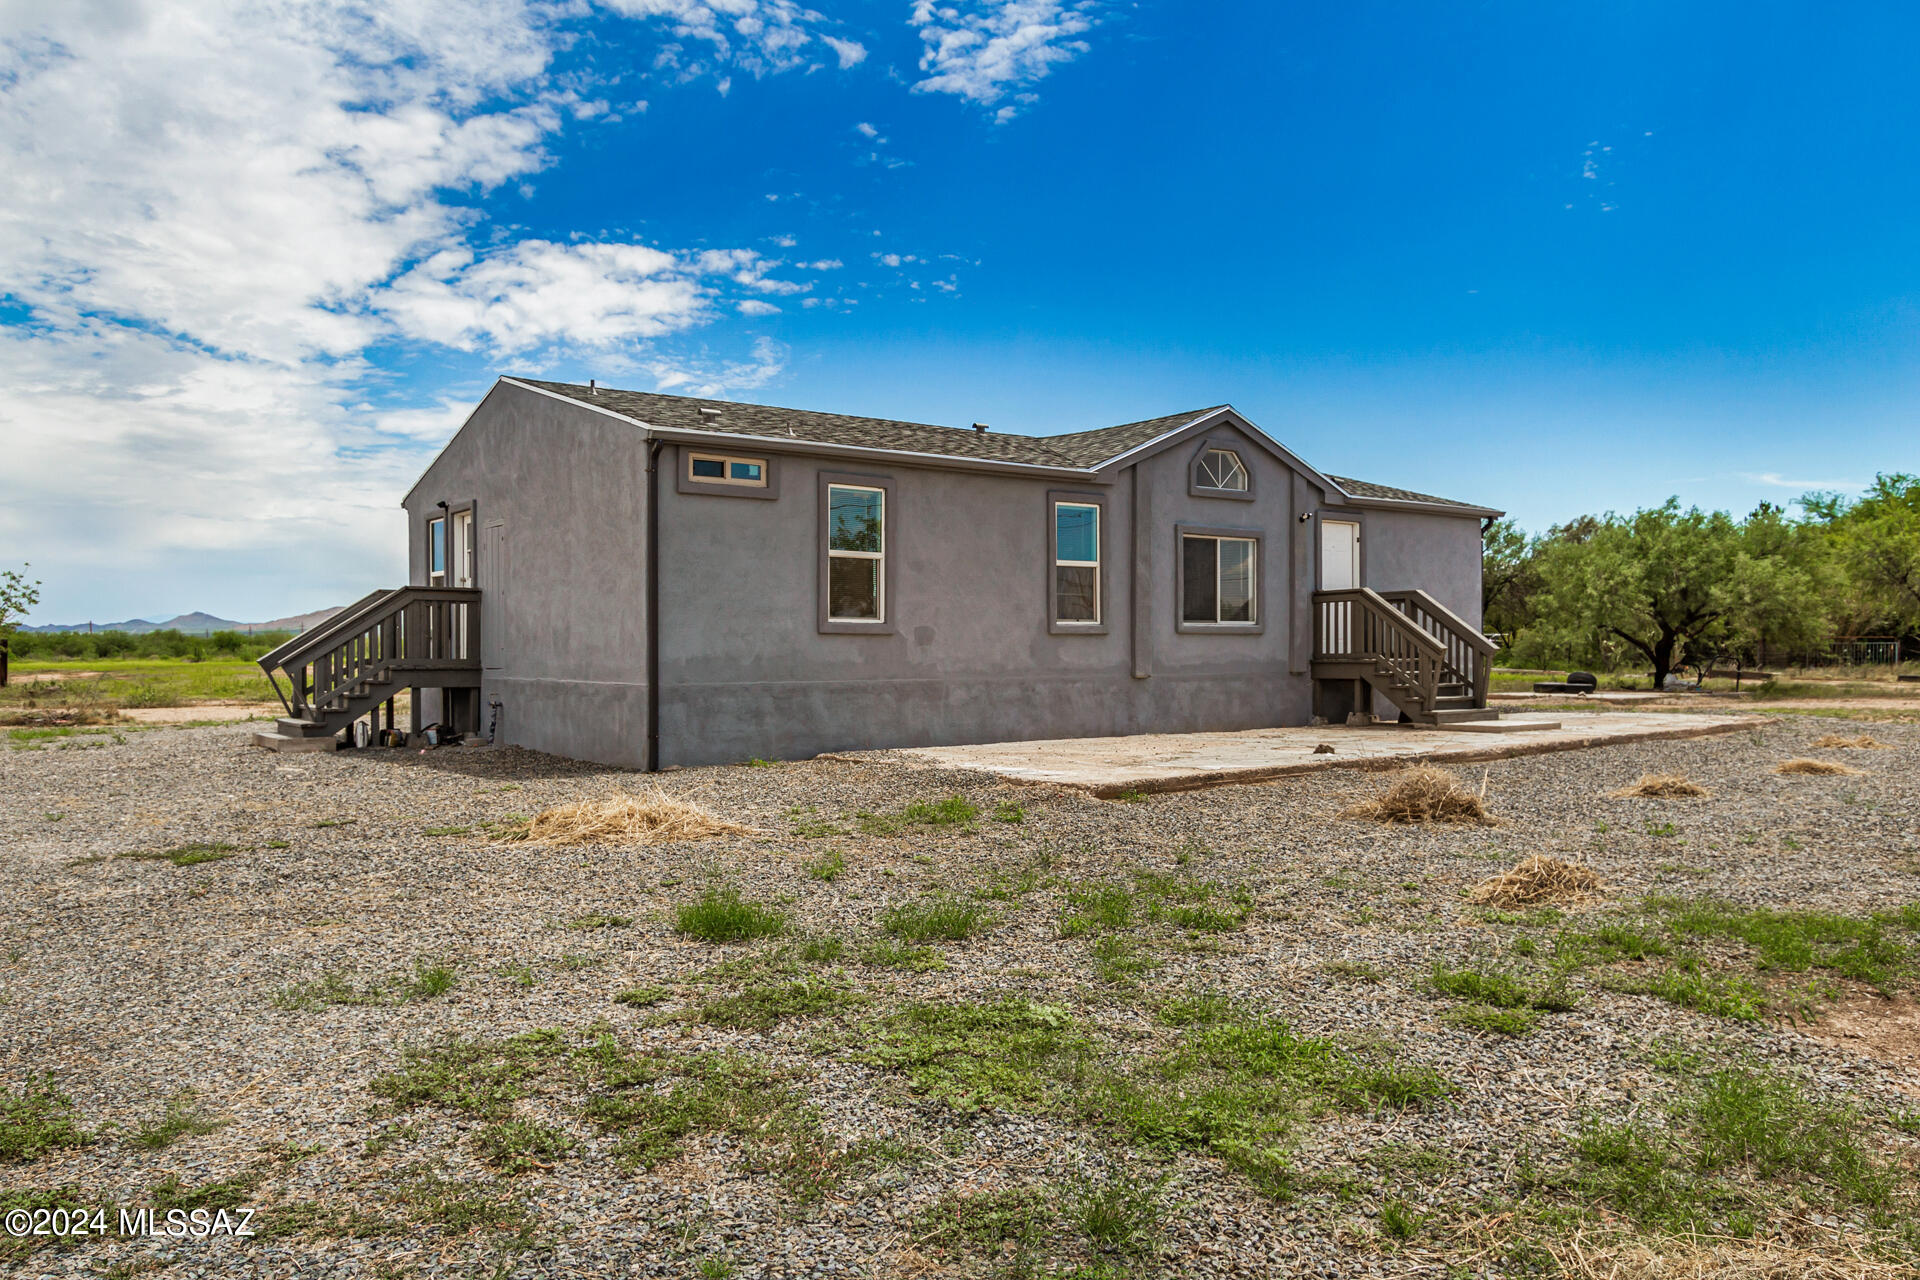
xmin=1175 ymin=619 xmax=1266 ymax=636
xmin=819 ymin=617 xmax=896 ymax=636
xmin=1187 ymin=485 xmax=1256 ymax=502
xmin=1048 ymin=619 xmax=1111 ymax=636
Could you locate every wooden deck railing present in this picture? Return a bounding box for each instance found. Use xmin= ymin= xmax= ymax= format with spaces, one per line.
xmin=258 ymin=587 xmax=480 ymax=719
xmin=1377 ymin=588 xmax=1497 ymax=708
xmin=1313 ymin=588 xmax=1448 ymax=716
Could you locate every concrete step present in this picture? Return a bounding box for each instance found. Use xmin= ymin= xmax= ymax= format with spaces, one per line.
xmin=1426 ymin=707 xmax=1503 ymax=724
xmin=1414 ymin=717 xmax=1562 ymax=734
xmin=253 ymin=730 xmax=338 ymax=753
xmin=275 ymin=717 xmax=336 ymax=737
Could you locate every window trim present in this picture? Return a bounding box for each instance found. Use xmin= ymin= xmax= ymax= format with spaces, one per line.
xmin=677 ymin=446 xmax=780 ymax=500
xmin=426 ymin=514 xmax=447 ymax=587
xmin=1187 ymin=438 xmax=1257 ymax=502
xmin=817 ymin=471 xmax=896 ymax=635
xmin=1047 ymin=490 xmax=1110 ymax=635
xmin=1174 ymin=523 xmax=1266 ymax=635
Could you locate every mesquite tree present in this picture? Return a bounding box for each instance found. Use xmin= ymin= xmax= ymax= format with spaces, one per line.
xmin=0 ymin=564 xmax=42 ymax=688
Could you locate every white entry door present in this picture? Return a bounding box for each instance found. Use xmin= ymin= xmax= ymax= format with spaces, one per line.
xmin=1320 ymin=520 xmax=1360 ymax=591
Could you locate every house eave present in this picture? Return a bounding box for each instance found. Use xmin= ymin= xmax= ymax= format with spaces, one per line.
xmin=1336 ymin=494 xmax=1505 ymax=519
xmin=500 ymin=377 xmax=1108 ymax=481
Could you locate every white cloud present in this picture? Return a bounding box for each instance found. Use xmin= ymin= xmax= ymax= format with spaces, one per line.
xmin=383 ymin=241 xmax=756 ymax=351
xmin=736 ymin=299 xmax=781 ymax=316
xmin=641 ymin=336 xmax=787 ymax=396
xmin=1741 ymin=472 xmax=1869 ymax=493
xmin=855 ymin=120 xmax=880 ymax=138
xmin=0 ymin=0 xmax=816 ymax=619
xmin=603 ymin=0 xmax=865 ymax=80
xmin=908 ymin=0 xmax=1097 ymax=119
xmin=822 ymin=35 xmax=867 ymax=68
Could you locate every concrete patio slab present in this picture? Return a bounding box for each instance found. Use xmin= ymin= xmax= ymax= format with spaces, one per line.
xmin=872 ymin=711 xmax=1760 ymax=797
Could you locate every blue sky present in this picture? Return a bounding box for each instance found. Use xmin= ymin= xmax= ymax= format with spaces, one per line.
xmin=3 ymin=1 xmax=1917 ymax=622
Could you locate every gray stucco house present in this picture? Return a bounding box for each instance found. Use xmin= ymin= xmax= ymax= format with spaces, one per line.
xmin=256 ymin=376 xmax=1503 ymax=766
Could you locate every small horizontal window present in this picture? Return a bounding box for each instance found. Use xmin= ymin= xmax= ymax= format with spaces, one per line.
xmin=688 ymin=451 xmax=768 ymax=487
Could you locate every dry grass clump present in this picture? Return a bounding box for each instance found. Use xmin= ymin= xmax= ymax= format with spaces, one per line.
xmin=1466 ymin=854 xmax=1602 ymax=908
xmin=511 ymin=789 xmax=759 ymax=846
xmin=1774 ymin=758 xmax=1867 ymax=777
xmin=1343 ymin=765 xmax=1493 ymax=825
xmin=1549 ymin=1229 xmax=1911 ymax=1279
xmin=1810 ymin=733 xmax=1893 ymax=750
xmin=1607 ymin=772 xmax=1711 ymax=799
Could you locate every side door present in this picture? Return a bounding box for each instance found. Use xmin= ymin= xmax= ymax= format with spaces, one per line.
xmin=479 ymin=521 xmax=507 ymax=670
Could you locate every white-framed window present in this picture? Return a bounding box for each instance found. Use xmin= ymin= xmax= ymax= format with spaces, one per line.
xmin=1181 ymin=534 xmax=1256 ymax=624
xmin=1195 ymin=448 xmax=1249 ymax=491
xmin=427 ymin=516 xmax=447 ymax=587
xmin=1054 ymin=501 xmax=1100 ymax=624
xmin=688 ymin=451 xmax=767 ymax=487
xmin=826 ymin=483 xmax=884 ymax=621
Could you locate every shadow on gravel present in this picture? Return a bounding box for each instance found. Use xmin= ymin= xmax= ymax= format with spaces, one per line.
xmin=357 ymin=744 xmax=621 ymax=781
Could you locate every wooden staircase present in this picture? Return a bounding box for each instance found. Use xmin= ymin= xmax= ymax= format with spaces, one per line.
xmin=252 ymin=587 xmax=481 ymax=751
xmin=1312 ymin=587 xmax=1498 ymax=725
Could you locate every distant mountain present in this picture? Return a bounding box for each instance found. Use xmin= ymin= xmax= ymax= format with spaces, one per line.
xmin=22 ymin=606 xmax=344 ymax=636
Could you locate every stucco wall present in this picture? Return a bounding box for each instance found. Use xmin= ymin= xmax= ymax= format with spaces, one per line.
xmin=401 ymin=389 xmax=1490 ymax=766
xmin=1349 ymin=507 xmax=1486 ymax=626
xmin=404 ymin=382 xmax=652 ymax=766
xmin=651 ymin=420 xmax=1321 ymax=766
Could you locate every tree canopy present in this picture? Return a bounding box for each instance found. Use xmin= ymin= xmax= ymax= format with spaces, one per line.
xmin=1486 ymin=492 xmax=1869 ymax=687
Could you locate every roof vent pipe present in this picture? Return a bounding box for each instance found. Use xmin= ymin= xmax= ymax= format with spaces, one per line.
xmin=972 ymin=422 xmax=988 ymax=433
xmin=589 ymin=379 xmax=596 ymax=394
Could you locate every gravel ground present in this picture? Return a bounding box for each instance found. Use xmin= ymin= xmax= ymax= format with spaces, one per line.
xmin=3 ymin=717 xmax=1918 ymax=1278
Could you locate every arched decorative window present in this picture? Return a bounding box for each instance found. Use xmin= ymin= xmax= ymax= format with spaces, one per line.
xmin=1195 ymin=447 xmax=1249 ymax=492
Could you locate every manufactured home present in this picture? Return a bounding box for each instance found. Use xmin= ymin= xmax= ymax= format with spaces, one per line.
xmin=256 ymin=377 xmax=1502 ymax=766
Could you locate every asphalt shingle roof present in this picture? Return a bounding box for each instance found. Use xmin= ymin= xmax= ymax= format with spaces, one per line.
xmin=510 ymin=378 xmax=1489 ymax=510
xmin=1035 ymin=407 xmax=1225 ymax=466
xmin=1324 ymin=474 xmax=1481 ymax=509
xmin=514 ymin=378 xmax=1090 ymax=467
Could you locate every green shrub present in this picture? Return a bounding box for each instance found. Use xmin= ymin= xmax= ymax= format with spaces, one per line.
xmin=119 ymin=842 xmax=236 ymax=867
xmin=0 ymin=1079 xmax=92 ymax=1164
xmin=859 ymin=794 xmax=980 ymax=835
xmin=474 ymin=1120 xmax=576 ymax=1175
xmin=614 ymin=986 xmax=670 ymax=1007
xmin=882 ymin=896 xmax=992 ymax=942
xmin=1429 ymin=962 xmax=1576 ymax=1012
xmin=676 ymin=888 xmax=787 ymax=943
xmin=694 ymin=979 xmax=861 ymax=1031
xmin=1061 ymin=883 xmax=1134 ymax=936
xmin=858 ymin=939 xmax=945 ymax=971
xmin=1442 ymin=1004 xmax=1537 ymax=1036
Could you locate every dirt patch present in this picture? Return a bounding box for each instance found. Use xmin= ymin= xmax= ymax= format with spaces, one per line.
xmin=118 ymin=703 xmax=281 ymax=724
xmin=5 ymin=669 xmax=105 ymax=684
xmin=1776 ymin=757 xmax=1867 ymax=776
xmin=1607 ymin=772 xmax=1710 ymax=799
xmin=1799 ymin=993 xmax=1920 ymax=1089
